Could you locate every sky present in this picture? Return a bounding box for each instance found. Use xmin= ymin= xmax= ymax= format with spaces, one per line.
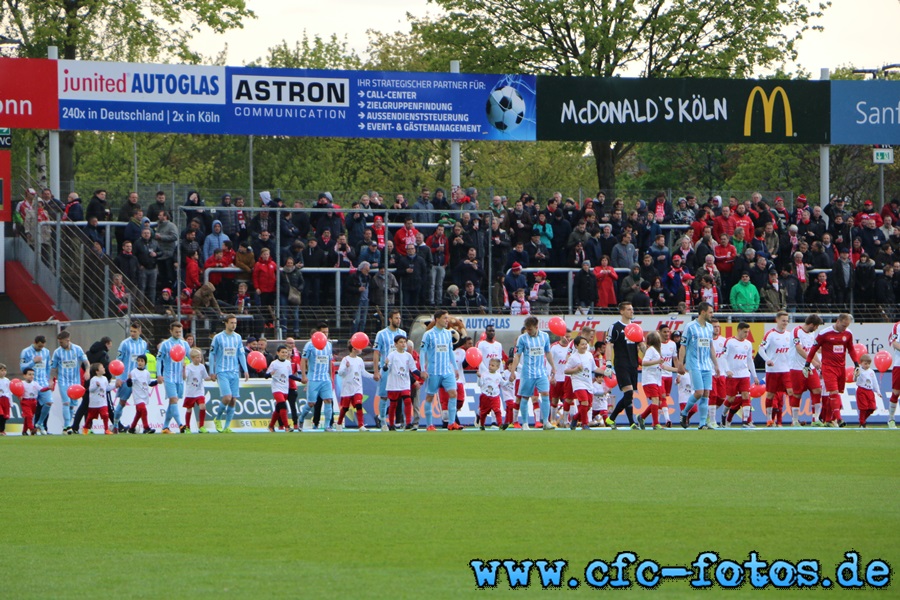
xmin=192 ymin=0 xmax=900 ymax=77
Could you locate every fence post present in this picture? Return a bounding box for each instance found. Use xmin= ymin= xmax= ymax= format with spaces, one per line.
xmin=55 ymin=217 xmax=62 ymax=310
xmin=568 ymin=271 xmax=574 ymax=314
xmin=275 ymin=213 xmax=282 ymax=337
xmin=335 ymin=272 xmax=342 ymax=327
xmin=78 ymin=244 xmax=85 ymax=318
xmin=103 ymin=264 xmax=110 ymax=318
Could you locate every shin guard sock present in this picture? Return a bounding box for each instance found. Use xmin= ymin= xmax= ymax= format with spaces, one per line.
xmin=517 ymin=400 xmax=528 ymax=425
xmin=198 ymin=407 xmax=206 ymax=427
xmin=379 ymin=398 xmax=389 ymax=422
xmin=403 ymin=398 xmax=412 ymax=425
xmin=650 ymin=404 xmax=659 ymax=427
xmin=425 ymin=400 xmax=434 ymax=427
xmin=323 ymin=402 xmax=333 ymax=427
xmin=185 ymin=406 xmax=193 ymax=428
xmin=540 ymin=396 xmax=550 ymax=425
xmin=225 ymin=405 xmax=236 ymax=429
xmin=113 ymin=403 xmax=124 ymax=426
xmin=388 ymin=401 xmax=397 ymax=427
xmin=578 ymin=404 xmax=590 ymax=426
xmin=697 ymin=396 xmax=709 ymax=426
xmin=505 ymin=402 xmax=514 ymax=425
xmin=355 ymin=406 xmax=364 ymax=426
xmin=448 ymin=399 xmax=458 ymax=425
xmin=743 ymin=406 xmax=751 ymax=424
xmin=215 ymin=402 xmax=228 ymax=420
xmin=622 ymin=390 xmax=634 ymax=425
xmin=890 ymin=401 xmax=898 ymax=420
xmin=338 ymin=407 xmax=348 ymax=425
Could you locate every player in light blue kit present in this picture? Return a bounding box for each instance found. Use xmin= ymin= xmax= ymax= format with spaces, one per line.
xmin=298 ymin=323 xmax=335 ymax=431
xmin=678 ymin=302 xmax=720 ymax=430
xmin=508 ymin=316 xmax=556 ymax=430
xmin=157 ymin=321 xmax=192 ymax=433
xmin=50 ymin=330 xmax=90 ymax=434
xmin=112 ymin=322 xmax=149 ymax=431
xmin=372 ymin=309 xmax=406 ymax=427
xmin=209 ymin=314 xmax=250 ymax=433
xmin=421 ymin=310 xmax=462 ymax=431
xmin=21 ymin=335 xmax=52 ymax=433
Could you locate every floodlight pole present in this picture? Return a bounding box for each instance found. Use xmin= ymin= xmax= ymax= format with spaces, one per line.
xmin=450 ymin=61 xmax=461 ymax=190
xmin=819 ymin=68 xmax=829 ymax=210
xmin=48 ymin=46 xmax=60 ymax=198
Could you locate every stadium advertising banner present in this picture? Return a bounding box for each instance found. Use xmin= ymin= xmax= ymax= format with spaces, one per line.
xmin=535 ymin=76 xmax=830 ymax=144
xmin=55 ymin=59 xmax=537 ymax=141
xmin=831 ymin=80 xmax=900 ymax=145
xmin=0 ymin=58 xmax=59 ymax=130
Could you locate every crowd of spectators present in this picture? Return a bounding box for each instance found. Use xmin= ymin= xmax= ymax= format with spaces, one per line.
xmin=28 ymin=183 xmax=900 ymax=328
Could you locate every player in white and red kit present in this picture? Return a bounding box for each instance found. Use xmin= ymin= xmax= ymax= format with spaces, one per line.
xmin=564 ymin=336 xmax=603 ymax=430
xmin=721 ymin=322 xmax=758 ymax=427
xmin=804 ymin=313 xmax=860 ymax=427
xmin=708 ymin=319 xmax=728 ymax=427
xmin=637 ymin=331 xmax=678 ymax=430
xmin=478 ymin=358 xmax=505 ymax=428
xmin=384 ymin=336 xmax=421 ymax=430
xmin=790 ymin=314 xmax=824 ymax=426
xmin=756 ymin=311 xmax=794 ymax=427
xmin=266 ymin=345 xmax=301 ymax=432
xmin=336 ymin=343 xmax=369 ymax=431
xmin=855 ymin=354 xmax=882 ymax=428
xmin=657 ymin=324 xmax=678 ymax=427
xmin=549 ymin=336 xmax=573 ymax=426
xmin=887 ymin=321 xmax=900 ymax=429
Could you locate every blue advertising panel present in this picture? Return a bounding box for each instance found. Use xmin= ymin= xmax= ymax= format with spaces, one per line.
xmin=57 ymin=60 xmax=537 ymax=141
xmin=831 ymin=80 xmax=900 ymax=145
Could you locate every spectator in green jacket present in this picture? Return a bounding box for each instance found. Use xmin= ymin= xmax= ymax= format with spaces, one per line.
xmin=730 ymin=271 xmax=760 ymax=312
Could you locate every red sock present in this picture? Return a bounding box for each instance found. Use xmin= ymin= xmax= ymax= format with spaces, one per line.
xmin=185 ymin=407 xmax=192 ymax=428
xmin=505 ymin=402 xmax=515 ymax=425
xmin=640 ymin=405 xmax=652 ymax=419
xmin=356 ymin=407 xmax=364 ymax=426
xmin=101 ymin=414 xmax=109 ymax=430
xmin=650 ymin=404 xmax=659 ymax=426
xmin=131 ymin=413 xmax=140 ymax=429
xmin=892 ymin=392 xmax=899 ymax=404
xmin=269 ymin=412 xmax=278 ymax=428
xmin=492 ymin=409 xmax=502 ymax=425
xmin=831 ymin=394 xmax=842 ymax=422
xmin=279 ymin=408 xmax=289 ymax=429
xmin=388 ymin=400 xmax=397 ymax=427
xmin=404 ymin=398 xmax=413 ymax=425
xmin=457 ymin=398 xmax=465 ymax=410
xmin=690 ymin=404 xmax=698 ymax=415
xmin=859 ymin=409 xmax=868 ymax=426
xmin=578 ymin=404 xmax=590 ymax=426
xmin=197 ymin=407 xmax=205 ymax=427
xmin=600 ymin=410 xmax=608 ymax=422
xmin=338 ymin=407 xmax=347 ymax=425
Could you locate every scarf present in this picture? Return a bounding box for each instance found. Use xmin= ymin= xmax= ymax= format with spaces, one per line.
xmin=373 ymin=224 xmax=386 ymax=248
xmin=530 ymin=282 xmax=542 ymax=300
xmin=818 ymin=280 xmax=829 ymax=296
xmin=236 ymin=210 xmax=246 ymax=230
xmin=701 ymin=285 xmax=718 ymax=311
xmin=655 ymin=201 xmax=666 ymax=222
xmin=795 ymin=262 xmax=806 ymax=283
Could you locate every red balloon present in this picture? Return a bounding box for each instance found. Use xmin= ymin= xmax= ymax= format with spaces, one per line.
xmin=853 ymin=344 xmax=867 ymax=360
xmin=846 ymin=366 xmax=855 ymax=382
xmin=350 ymin=332 xmax=370 ymax=350
xmin=625 ymin=323 xmax=644 ymax=343
xmin=874 ymin=350 xmax=892 ymax=373
xmin=311 ymin=331 xmax=328 ymax=351
xmin=67 ymin=384 xmax=86 ymax=399
xmin=548 ymin=316 xmax=568 ymax=337
xmin=749 ymin=384 xmax=766 ymax=398
xmin=108 ymin=359 xmax=125 ymax=376
xmin=465 ymin=347 xmax=483 ymax=368
xmin=247 ymin=350 xmax=266 ymax=372
xmin=169 ymin=344 xmax=186 ymax=362
xmin=9 ymin=379 xmax=24 ymax=397
xmin=603 ymin=376 xmax=618 ymax=389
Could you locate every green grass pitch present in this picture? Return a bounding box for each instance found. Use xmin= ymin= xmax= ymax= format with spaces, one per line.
xmin=0 ymin=430 xmax=895 ymax=598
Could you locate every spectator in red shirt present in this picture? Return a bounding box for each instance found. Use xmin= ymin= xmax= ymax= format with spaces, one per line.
xmin=252 ymin=247 xmax=278 ymax=306
xmin=713 ymin=205 xmax=736 ymax=241
xmin=881 ymin=198 xmax=900 ymax=225
xmin=690 ymin=207 xmax=714 ymax=243
xmin=393 ymin=217 xmax=419 ymax=251
xmin=714 ymin=233 xmax=737 ymax=282
xmin=854 ymin=199 xmax=883 ymax=227
xmin=732 ymin=204 xmax=754 ymax=237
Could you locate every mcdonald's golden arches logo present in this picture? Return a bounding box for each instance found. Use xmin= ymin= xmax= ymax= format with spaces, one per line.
xmin=744 ymin=86 xmax=793 ymax=137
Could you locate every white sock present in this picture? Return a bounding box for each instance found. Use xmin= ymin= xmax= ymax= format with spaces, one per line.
xmin=890 ymin=402 xmax=898 ymax=420
xmin=743 ymin=406 xmax=751 ymax=423
xmin=791 ymin=408 xmax=800 ymax=422
xmin=660 ymin=404 xmax=670 ymax=423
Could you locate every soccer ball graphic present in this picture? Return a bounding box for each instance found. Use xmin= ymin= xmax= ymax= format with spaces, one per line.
xmin=486 ymin=85 xmax=526 ymax=132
